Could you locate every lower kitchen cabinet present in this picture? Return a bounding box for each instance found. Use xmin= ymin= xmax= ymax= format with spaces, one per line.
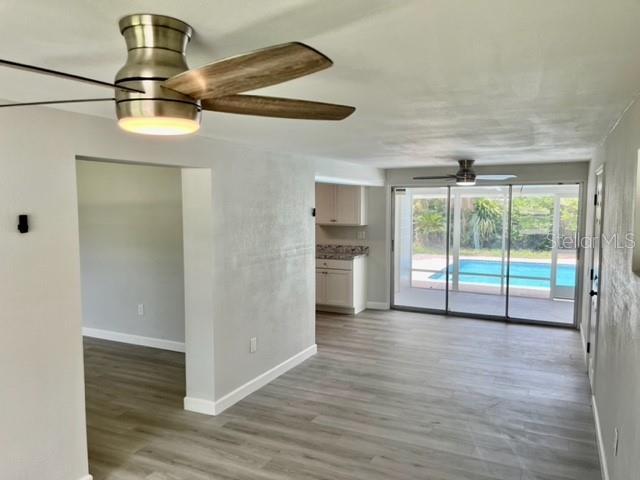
xmin=316 ymin=256 xmax=366 ymax=314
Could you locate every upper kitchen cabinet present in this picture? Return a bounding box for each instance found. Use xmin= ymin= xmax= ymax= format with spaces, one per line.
xmin=315 ymin=183 xmax=367 ymax=226
xmin=315 ymin=183 xmax=336 ymax=224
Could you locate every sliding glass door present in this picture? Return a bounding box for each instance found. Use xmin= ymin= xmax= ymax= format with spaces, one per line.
xmin=448 ymin=186 xmax=509 ymax=317
xmin=392 ymin=183 xmax=581 ymax=326
xmin=507 ymin=185 xmax=579 ymax=324
xmin=393 ymin=187 xmax=448 ymax=311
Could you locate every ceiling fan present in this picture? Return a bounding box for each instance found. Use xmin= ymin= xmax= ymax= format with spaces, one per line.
xmin=0 ymin=13 xmax=355 ymax=136
xmin=413 ymin=159 xmax=516 ymax=186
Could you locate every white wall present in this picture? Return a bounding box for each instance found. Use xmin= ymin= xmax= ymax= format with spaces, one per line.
xmin=585 ymin=100 xmax=640 ymax=480
xmin=386 ymin=161 xmax=589 ymax=187
xmin=77 ymin=160 xmax=185 ymax=345
xmin=0 ymin=103 xmax=368 ymax=479
xmin=314 ymin=157 xmax=384 ymax=186
xmin=212 ymin=155 xmax=316 ymax=399
xmin=181 ymin=168 xmax=216 ymax=408
xmin=0 ymin=108 xmax=88 ymax=480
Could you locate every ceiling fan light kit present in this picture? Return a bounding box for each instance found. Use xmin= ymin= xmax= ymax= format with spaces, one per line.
xmin=455 ymin=177 xmax=476 ymax=186
xmin=0 ymin=13 xmax=355 ymax=136
xmin=116 ymin=14 xmax=201 ymax=136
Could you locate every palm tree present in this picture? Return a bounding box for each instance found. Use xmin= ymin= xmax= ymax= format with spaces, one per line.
xmin=415 ymin=211 xmax=445 ymax=244
xmin=413 ymin=199 xmax=445 ymax=249
xmin=470 ymin=199 xmax=502 ymax=249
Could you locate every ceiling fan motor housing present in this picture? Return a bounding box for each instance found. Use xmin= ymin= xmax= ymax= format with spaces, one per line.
xmin=456 ymin=159 xmax=476 ymax=184
xmin=115 ymin=14 xmax=201 ymax=126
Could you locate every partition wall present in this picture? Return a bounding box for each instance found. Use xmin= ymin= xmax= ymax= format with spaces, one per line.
xmin=392 ymin=184 xmax=581 ymax=326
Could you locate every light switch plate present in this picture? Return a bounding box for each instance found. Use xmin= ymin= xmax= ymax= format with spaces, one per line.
xmin=250 ymin=337 xmax=257 ymax=353
xmin=137 ymin=303 xmax=144 ymax=316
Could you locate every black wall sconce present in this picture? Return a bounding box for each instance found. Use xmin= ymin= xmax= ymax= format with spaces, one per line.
xmin=17 ymin=214 xmax=29 ymax=234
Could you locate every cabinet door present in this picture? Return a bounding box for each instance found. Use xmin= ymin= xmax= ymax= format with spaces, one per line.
xmin=325 ymin=270 xmax=353 ymax=307
xmin=335 ymin=185 xmax=360 ymax=225
xmin=315 ymin=184 xmax=336 ymax=224
xmin=316 ymin=270 xmax=326 ymax=304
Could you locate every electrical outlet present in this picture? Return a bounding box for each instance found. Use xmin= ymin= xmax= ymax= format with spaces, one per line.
xmin=250 ymin=337 xmax=257 ymax=353
xmin=613 ymin=427 xmax=619 ymax=456
xmin=357 ymin=230 xmax=366 ymax=241
xmin=137 ymin=303 xmax=144 ymax=316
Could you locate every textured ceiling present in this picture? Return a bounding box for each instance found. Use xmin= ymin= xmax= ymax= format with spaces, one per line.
xmin=1 ymin=0 xmax=640 ymax=167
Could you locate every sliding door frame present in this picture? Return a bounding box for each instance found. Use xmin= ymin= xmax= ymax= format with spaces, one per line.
xmin=446 ymin=185 xmax=510 ymax=320
xmin=390 ymin=182 xmax=584 ymax=329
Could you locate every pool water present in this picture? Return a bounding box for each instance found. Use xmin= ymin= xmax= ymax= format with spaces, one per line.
xmin=430 ymin=259 xmax=576 ymax=289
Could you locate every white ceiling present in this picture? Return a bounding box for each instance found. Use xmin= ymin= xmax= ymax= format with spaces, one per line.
xmin=1 ymin=0 xmax=640 ymax=168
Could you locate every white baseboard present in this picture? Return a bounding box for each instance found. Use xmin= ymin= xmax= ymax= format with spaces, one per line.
xmin=184 ymin=396 xmax=216 ymax=415
xmin=82 ymin=327 xmax=185 ymax=353
xmin=592 ymin=395 xmax=610 ymax=480
xmin=366 ymin=301 xmax=390 ymax=310
xmin=77 ymin=475 xmax=93 ymax=480
xmin=214 ymin=344 xmax=317 ymax=414
xmin=184 ymin=344 xmax=317 ymax=416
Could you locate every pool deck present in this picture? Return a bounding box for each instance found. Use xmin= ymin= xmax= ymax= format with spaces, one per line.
xmin=396 ymin=254 xmax=577 ymax=324
xmin=394 ymin=287 xmax=575 ymax=324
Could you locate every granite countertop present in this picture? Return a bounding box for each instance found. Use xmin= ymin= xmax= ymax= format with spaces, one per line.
xmin=316 ymin=253 xmax=367 ymax=260
xmin=316 ymin=244 xmax=369 ymax=261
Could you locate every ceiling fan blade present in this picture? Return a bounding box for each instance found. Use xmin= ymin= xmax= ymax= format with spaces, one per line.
xmin=412 ymin=175 xmax=456 ymax=180
xmin=202 ymin=95 xmax=355 ymax=120
xmin=0 ymin=98 xmax=115 ymax=108
xmin=163 ymin=42 xmax=332 ymax=99
xmin=475 ymin=175 xmax=517 ymax=180
xmin=0 ymin=59 xmax=144 ymax=93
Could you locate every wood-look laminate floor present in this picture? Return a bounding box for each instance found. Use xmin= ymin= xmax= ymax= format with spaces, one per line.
xmin=84 ymin=310 xmax=601 ymax=480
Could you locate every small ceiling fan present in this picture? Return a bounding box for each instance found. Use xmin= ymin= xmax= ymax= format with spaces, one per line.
xmin=413 ymin=159 xmax=516 ymax=186
xmin=0 ymin=13 xmax=355 ymax=136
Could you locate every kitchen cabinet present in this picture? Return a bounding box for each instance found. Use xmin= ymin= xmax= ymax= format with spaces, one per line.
xmin=315 ymin=183 xmax=336 ymax=224
xmin=315 ymin=183 xmax=367 ymax=226
xmin=316 ymin=257 xmax=366 ymax=314
xmin=320 ymin=269 xmax=352 ymax=306
xmin=315 ymin=270 xmax=326 ymax=304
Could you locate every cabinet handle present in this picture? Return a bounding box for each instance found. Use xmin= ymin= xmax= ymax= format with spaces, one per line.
xmin=330 ymin=219 xmax=336 ymax=222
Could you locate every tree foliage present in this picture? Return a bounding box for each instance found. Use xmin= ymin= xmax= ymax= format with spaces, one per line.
xmin=412 ymin=194 xmax=579 ymax=254
xmin=468 ymin=198 xmax=503 ymax=249
xmin=413 ymin=198 xmax=446 ymax=248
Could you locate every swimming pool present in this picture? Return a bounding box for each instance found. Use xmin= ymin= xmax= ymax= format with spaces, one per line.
xmin=429 ymin=259 xmax=576 ymax=289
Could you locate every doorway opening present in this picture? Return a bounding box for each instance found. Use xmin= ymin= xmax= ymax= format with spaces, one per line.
xmin=75 ymin=158 xmax=215 ymax=477
xmin=76 ymin=159 xmax=186 ymax=351
xmin=392 ymin=183 xmax=582 ymax=326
